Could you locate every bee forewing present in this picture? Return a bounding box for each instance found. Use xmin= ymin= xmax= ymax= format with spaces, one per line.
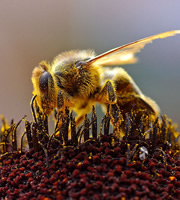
xmin=92 ymin=51 xmax=138 ymax=66
xmin=87 ymin=30 xmax=180 ymax=66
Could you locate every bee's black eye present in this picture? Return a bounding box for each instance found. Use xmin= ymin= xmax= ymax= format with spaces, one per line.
xmin=39 ymin=71 xmax=52 ymax=93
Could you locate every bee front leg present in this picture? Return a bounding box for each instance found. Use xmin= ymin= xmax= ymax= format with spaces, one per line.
xmin=57 ymin=90 xmax=64 ymax=110
xmin=54 ymin=90 xmax=65 ymax=130
xmin=96 ymin=80 xmax=117 ymax=104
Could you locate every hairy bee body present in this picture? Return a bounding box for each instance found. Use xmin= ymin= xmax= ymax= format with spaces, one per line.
xmin=32 ymin=49 xmax=158 ymax=126
xmin=32 ymin=30 xmax=180 ymax=130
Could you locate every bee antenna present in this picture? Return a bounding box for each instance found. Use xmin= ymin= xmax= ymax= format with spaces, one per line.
xmin=31 ymin=95 xmax=37 ymax=123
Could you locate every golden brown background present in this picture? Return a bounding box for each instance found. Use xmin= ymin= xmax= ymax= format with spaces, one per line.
xmin=0 ymin=1 xmax=180 ymax=131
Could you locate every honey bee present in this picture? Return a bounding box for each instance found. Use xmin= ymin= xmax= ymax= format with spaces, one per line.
xmin=32 ymin=30 xmax=180 ymax=130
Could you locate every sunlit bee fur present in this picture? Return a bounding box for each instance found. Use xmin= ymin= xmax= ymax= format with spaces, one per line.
xmin=32 ymin=30 xmax=180 ymax=129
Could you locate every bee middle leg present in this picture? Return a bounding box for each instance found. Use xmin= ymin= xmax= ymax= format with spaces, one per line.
xmin=96 ymin=80 xmax=117 ymax=104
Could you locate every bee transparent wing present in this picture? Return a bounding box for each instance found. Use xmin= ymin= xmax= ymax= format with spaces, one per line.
xmin=93 ymin=49 xmax=138 ymax=66
xmin=86 ymin=30 xmax=180 ymax=66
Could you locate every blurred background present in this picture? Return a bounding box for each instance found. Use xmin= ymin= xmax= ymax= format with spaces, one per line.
xmin=0 ymin=0 xmax=180 ymax=131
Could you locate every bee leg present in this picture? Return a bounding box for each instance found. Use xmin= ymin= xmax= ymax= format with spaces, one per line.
xmin=57 ymin=90 xmax=64 ymax=110
xmin=54 ymin=91 xmax=65 ymax=134
xmin=56 ymin=91 xmax=86 ymax=139
xmin=97 ymin=80 xmax=117 ymax=104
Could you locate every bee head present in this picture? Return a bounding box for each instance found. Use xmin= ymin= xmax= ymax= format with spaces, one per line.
xmin=32 ymin=61 xmax=57 ymax=115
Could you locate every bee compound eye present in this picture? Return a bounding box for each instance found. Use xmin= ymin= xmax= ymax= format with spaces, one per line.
xmin=39 ymin=71 xmax=52 ymax=93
